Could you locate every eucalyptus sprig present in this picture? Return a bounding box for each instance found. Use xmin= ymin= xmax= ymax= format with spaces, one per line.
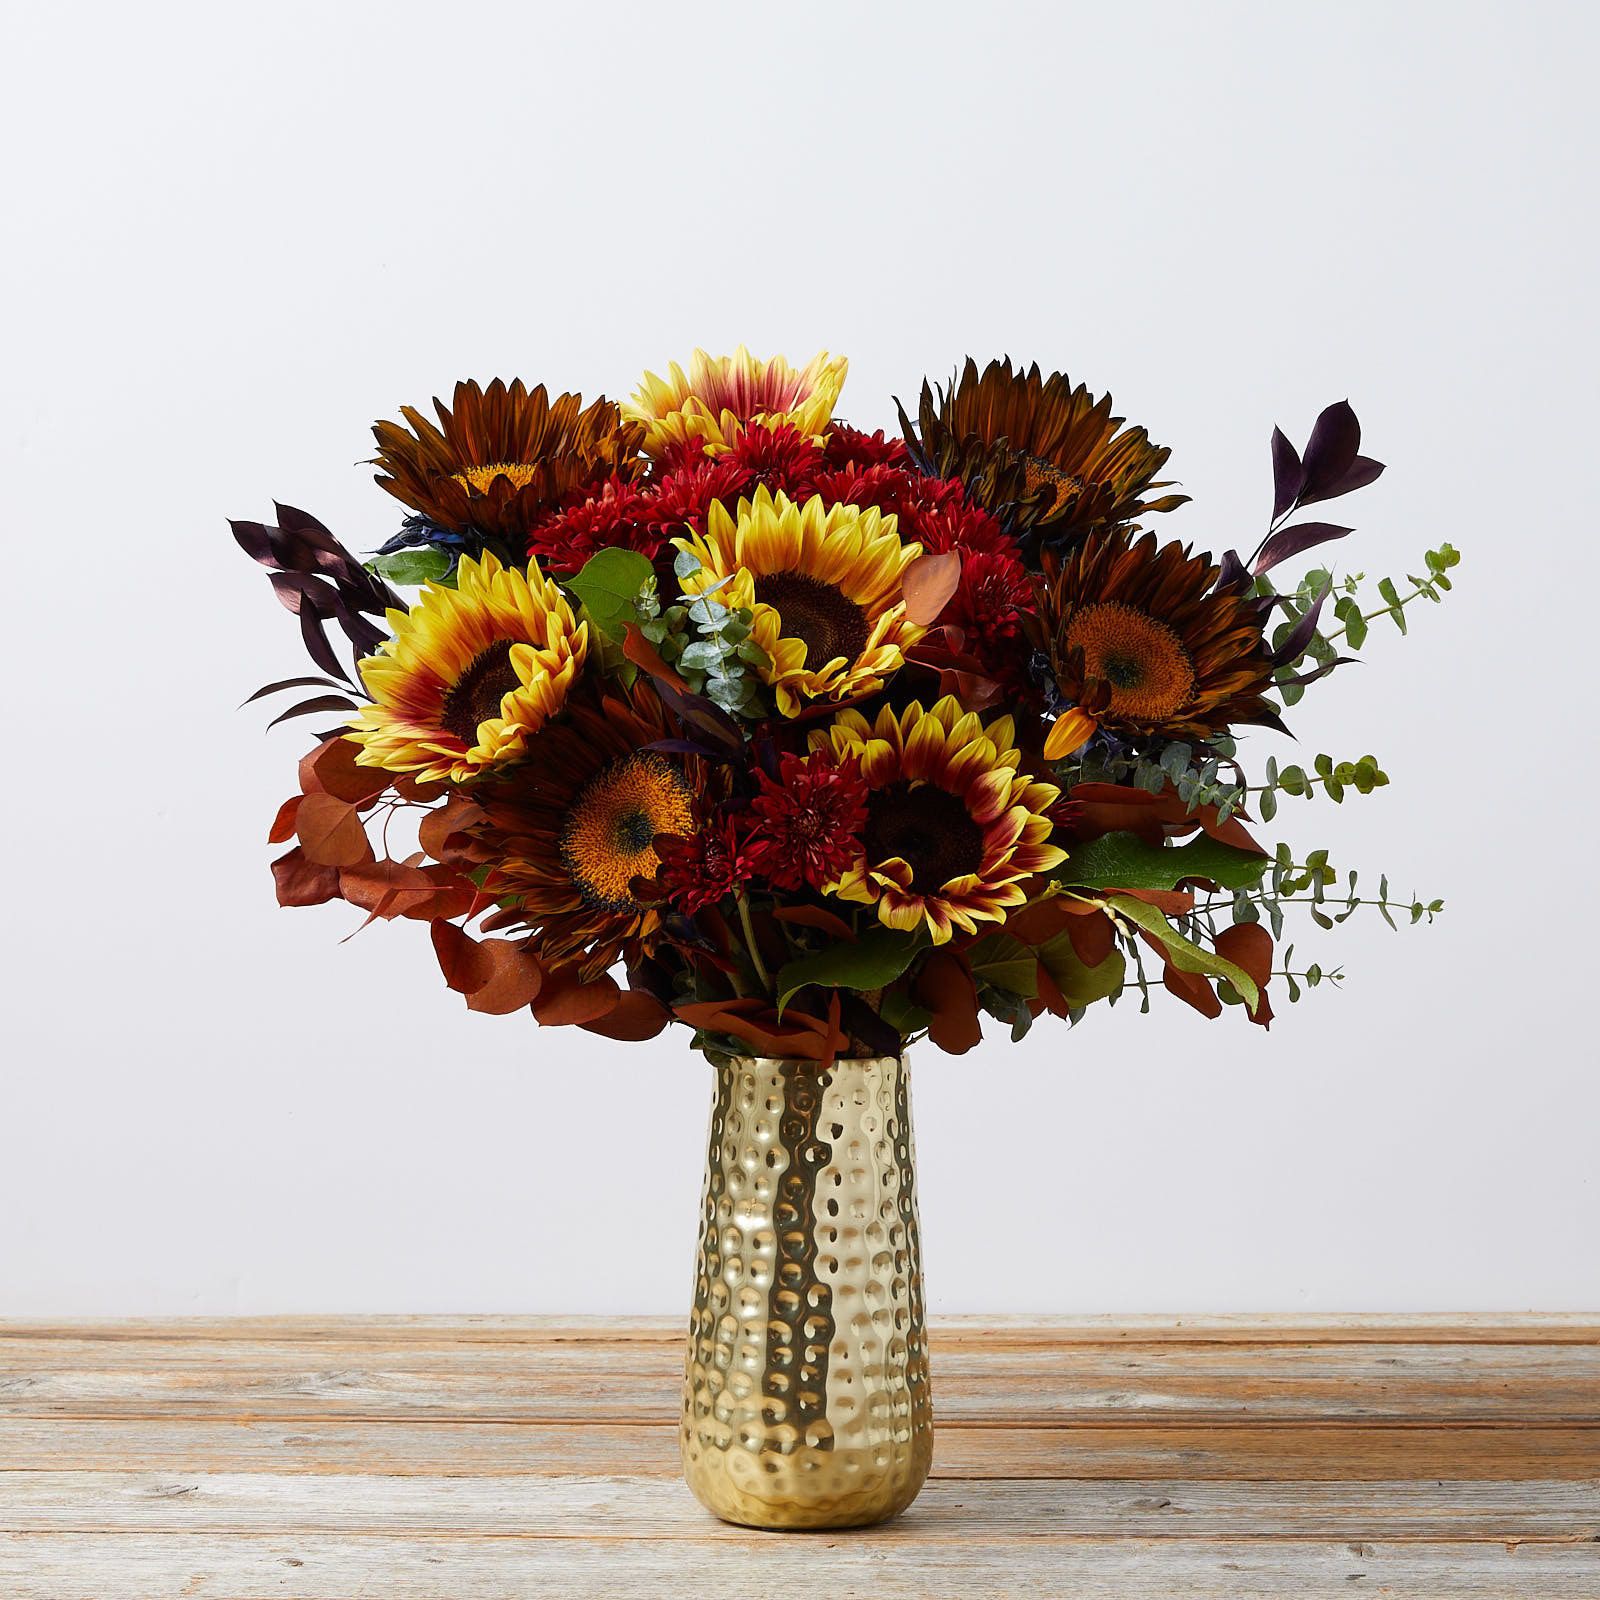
xmin=1251 ymin=752 xmax=1389 ymax=821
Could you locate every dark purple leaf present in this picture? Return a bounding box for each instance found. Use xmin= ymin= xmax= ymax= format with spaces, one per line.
xmin=230 ymin=519 xmax=278 ymax=566
xmin=1298 ymin=401 xmax=1361 ymax=504
xmin=1215 ymin=549 xmax=1250 ymax=592
xmin=1253 ymin=522 xmax=1354 ymax=576
xmin=1277 ymin=654 xmax=1356 ymax=689
xmin=1272 ymin=576 xmax=1334 ymax=666
xmin=266 ymin=693 xmax=360 ymax=729
xmin=1314 ymin=453 xmax=1385 ymax=502
xmin=1270 ymin=426 xmax=1304 ymax=520
xmin=643 ymin=738 xmax=723 ymax=758
xmin=241 ymin=675 xmax=346 ymax=706
xmin=300 ymin=605 xmax=352 ymax=682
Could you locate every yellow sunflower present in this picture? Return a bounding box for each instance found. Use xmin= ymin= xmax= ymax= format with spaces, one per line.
xmin=625 ymin=346 xmax=847 ymax=457
xmin=810 ymin=696 xmax=1067 ymax=944
xmin=349 ymin=552 xmax=587 ymax=784
xmin=673 ymin=487 xmax=924 ymax=717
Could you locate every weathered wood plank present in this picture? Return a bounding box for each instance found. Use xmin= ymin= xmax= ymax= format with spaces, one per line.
xmin=3 ymin=1532 xmax=1596 ymax=1599
xmin=2 ymin=1471 xmax=1594 ymax=1541
xmin=3 ymin=1338 xmax=1594 ymax=1423
xmin=3 ymin=1417 xmax=1598 ymax=1481
xmin=1 ymin=1314 xmax=1594 ymax=1345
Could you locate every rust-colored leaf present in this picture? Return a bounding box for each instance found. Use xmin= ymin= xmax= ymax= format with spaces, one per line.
xmin=1117 ymin=887 xmax=1196 ymax=915
xmin=393 ymin=772 xmax=450 ymax=804
xmin=298 ymin=736 xmax=391 ymax=805
xmin=271 ymin=846 xmax=342 ymax=907
xmin=431 ymin=919 xmax=490 ymax=994
xmin=532 ymin=965 xmax=620 ymax=1026
xmin=294 ymin=792 xmax=374 ymax=868
xmin=622 ymin=622 xmax=690 ymax=691
xmin=580 ymin=990 xmax=671 ymax=1041
xmin=1215 ymin=922 xmax=1275 ymax=1028
xmin=466 ymin=940 xmax=544 ymax=1015
xmin=772 ymin=904 xmax=857 ymax=941
xmin=900 ymin=550 xmax=961 ymax=625
xmin=267 ymin=795 xmax=302 ymax=844
xmin=1064 ymin=906 xmax=1117 ymax=968
xmin=913 ymin=949 xmax=982 ymax=1055
xmin=1063 ymin=782 xmax=1264 ymax=854
xmin=1162 ymin=959 xmax=1222 ymax=1019
xmin=1035 ymin=960 xmax=1071 ymax=1019
xmin=672 ymin=998 xmax=833 ymax=1060
xmin=419 ymin=797 xmax=485 ymax=862
xmin=339 ymin=859 xmax=438 ymax=920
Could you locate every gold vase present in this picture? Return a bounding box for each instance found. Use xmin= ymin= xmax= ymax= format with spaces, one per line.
xmin=680 ymin=1053 xmax=932 ymax=1529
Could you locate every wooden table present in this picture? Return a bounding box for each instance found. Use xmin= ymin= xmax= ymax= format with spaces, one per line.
xmin=2 ymin=1316 xmax=1596 ymax=1597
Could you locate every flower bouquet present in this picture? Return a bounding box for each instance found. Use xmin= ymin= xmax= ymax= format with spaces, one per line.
xmin=235 ymin=348 xmax=1453 ymax=1527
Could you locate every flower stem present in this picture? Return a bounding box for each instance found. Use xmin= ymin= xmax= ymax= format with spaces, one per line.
xmin=736 ymin=893 xmax=772 ymax=995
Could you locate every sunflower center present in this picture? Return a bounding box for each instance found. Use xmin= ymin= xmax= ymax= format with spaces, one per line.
xmin=1023 ymin=456 xmax=1084 ymax=511
xmin=754 ymin=571 xmax=869 ymax=668
xmin=1065 ymin=603 xmax=1196 ymax=721
xmin=451 ymin=462 xmax=542 ymax=494
xmin=862 ymin=782 xmax=984 ymax=892
xmin=559 ymin=753 xmax=695 ymax=912
xmin=441 ymin=640 xmax=522 ymax=746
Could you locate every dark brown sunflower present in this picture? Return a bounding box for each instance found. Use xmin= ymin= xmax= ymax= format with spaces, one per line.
xmin=900 ymin=358 xmax=1187 ymax=538
xmin=372 ymin=379 xmax=645 ymax=540
xmin=463 ymin=682 xmax=700 ymax=980
xmin=1039 ymin=527 xmax=1282 ymax=740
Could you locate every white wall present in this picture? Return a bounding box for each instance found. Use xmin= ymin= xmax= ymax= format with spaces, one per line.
xmin=3 ymin=0 xmax=1595 ymax=1316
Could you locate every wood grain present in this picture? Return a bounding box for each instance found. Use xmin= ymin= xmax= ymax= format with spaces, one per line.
xmin=4 ymin=1335 xmax=1594 ymax=1422
xmin=1 ymin=1316 xmax=1595 ymax=1598
xmin=3 ymin=1533 xmax=1598 ymax=1600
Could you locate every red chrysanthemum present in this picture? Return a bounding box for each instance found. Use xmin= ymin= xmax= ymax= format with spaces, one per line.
xmin=719 ymin=422 xmax=825 ymax=492
xmin=804 ymin=465 xmax=1017 ymax=558
xmin=654 ymin=812 xmax=751 ymax=914
xmin=821 ymin=424 xmax=910 ymax=471
xmin=945 ymin=548 xmax=1034 ymax=662
xmin=745 ymin=751 xmax=869 ymax=892
xmin=527 ymin=479 xmax=660 ymax=575
xmin=641 ymin=457 xmax=753 ymax=537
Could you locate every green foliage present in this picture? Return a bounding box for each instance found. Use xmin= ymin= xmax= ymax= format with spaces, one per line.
xmin=564 ymin=547 xmax=656 ymax=641
xmin=633 ymin=548 xmax=770 ymax=718
xmin=1259 ymin=543 xmax=1460 ymax=708
xmin=1104 ymin=894 xmax=1260 ymax=1011
xmin=1055 ymin=738 xmax=1247 ymax=821
xmin=367 ymin=546 xmax=455 ymax=588
xmin=1254 ymin=752 xmax=1389 ymax=820
xmin=1036 ymin=930 xmax=1126 ymax=1009
xmin=1060 ymin=830 xmax=1269 ymax=893
xmin=774 ymin=925 xmax=925 ymax=1015
xmin=965 ymin=931 xmax=1038 ymax=998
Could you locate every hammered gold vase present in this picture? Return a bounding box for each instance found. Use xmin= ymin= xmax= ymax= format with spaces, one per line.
xmin=680 ymin=1053 xmax=932 ymax=1529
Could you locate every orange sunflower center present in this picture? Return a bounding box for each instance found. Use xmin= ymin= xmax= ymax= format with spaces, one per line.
xmin=441 ymin=640 xmax=521 ymax=746
xmin=1023 ymin=456 xmax=1084 ymax=511
xmin=559 ymin=753 xmax=694 ymax=911
xmin=451 ymin=462 xmax=542 ymax=494
xmin=1065 ymin=603 xmax=1195 ymax=721
xmin=862 ymin=782 xmax=983 ymax=891
xmin=755 ymin=571 xmax=869 ymax=668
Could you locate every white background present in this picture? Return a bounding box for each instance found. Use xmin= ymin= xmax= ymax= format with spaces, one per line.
xmin=3 ymin=0 xmax=1596 ymax=1316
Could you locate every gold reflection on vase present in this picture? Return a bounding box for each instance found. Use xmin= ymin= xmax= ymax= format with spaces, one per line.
xmin=680 ymin=1054 xmax=932 ymax=1529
